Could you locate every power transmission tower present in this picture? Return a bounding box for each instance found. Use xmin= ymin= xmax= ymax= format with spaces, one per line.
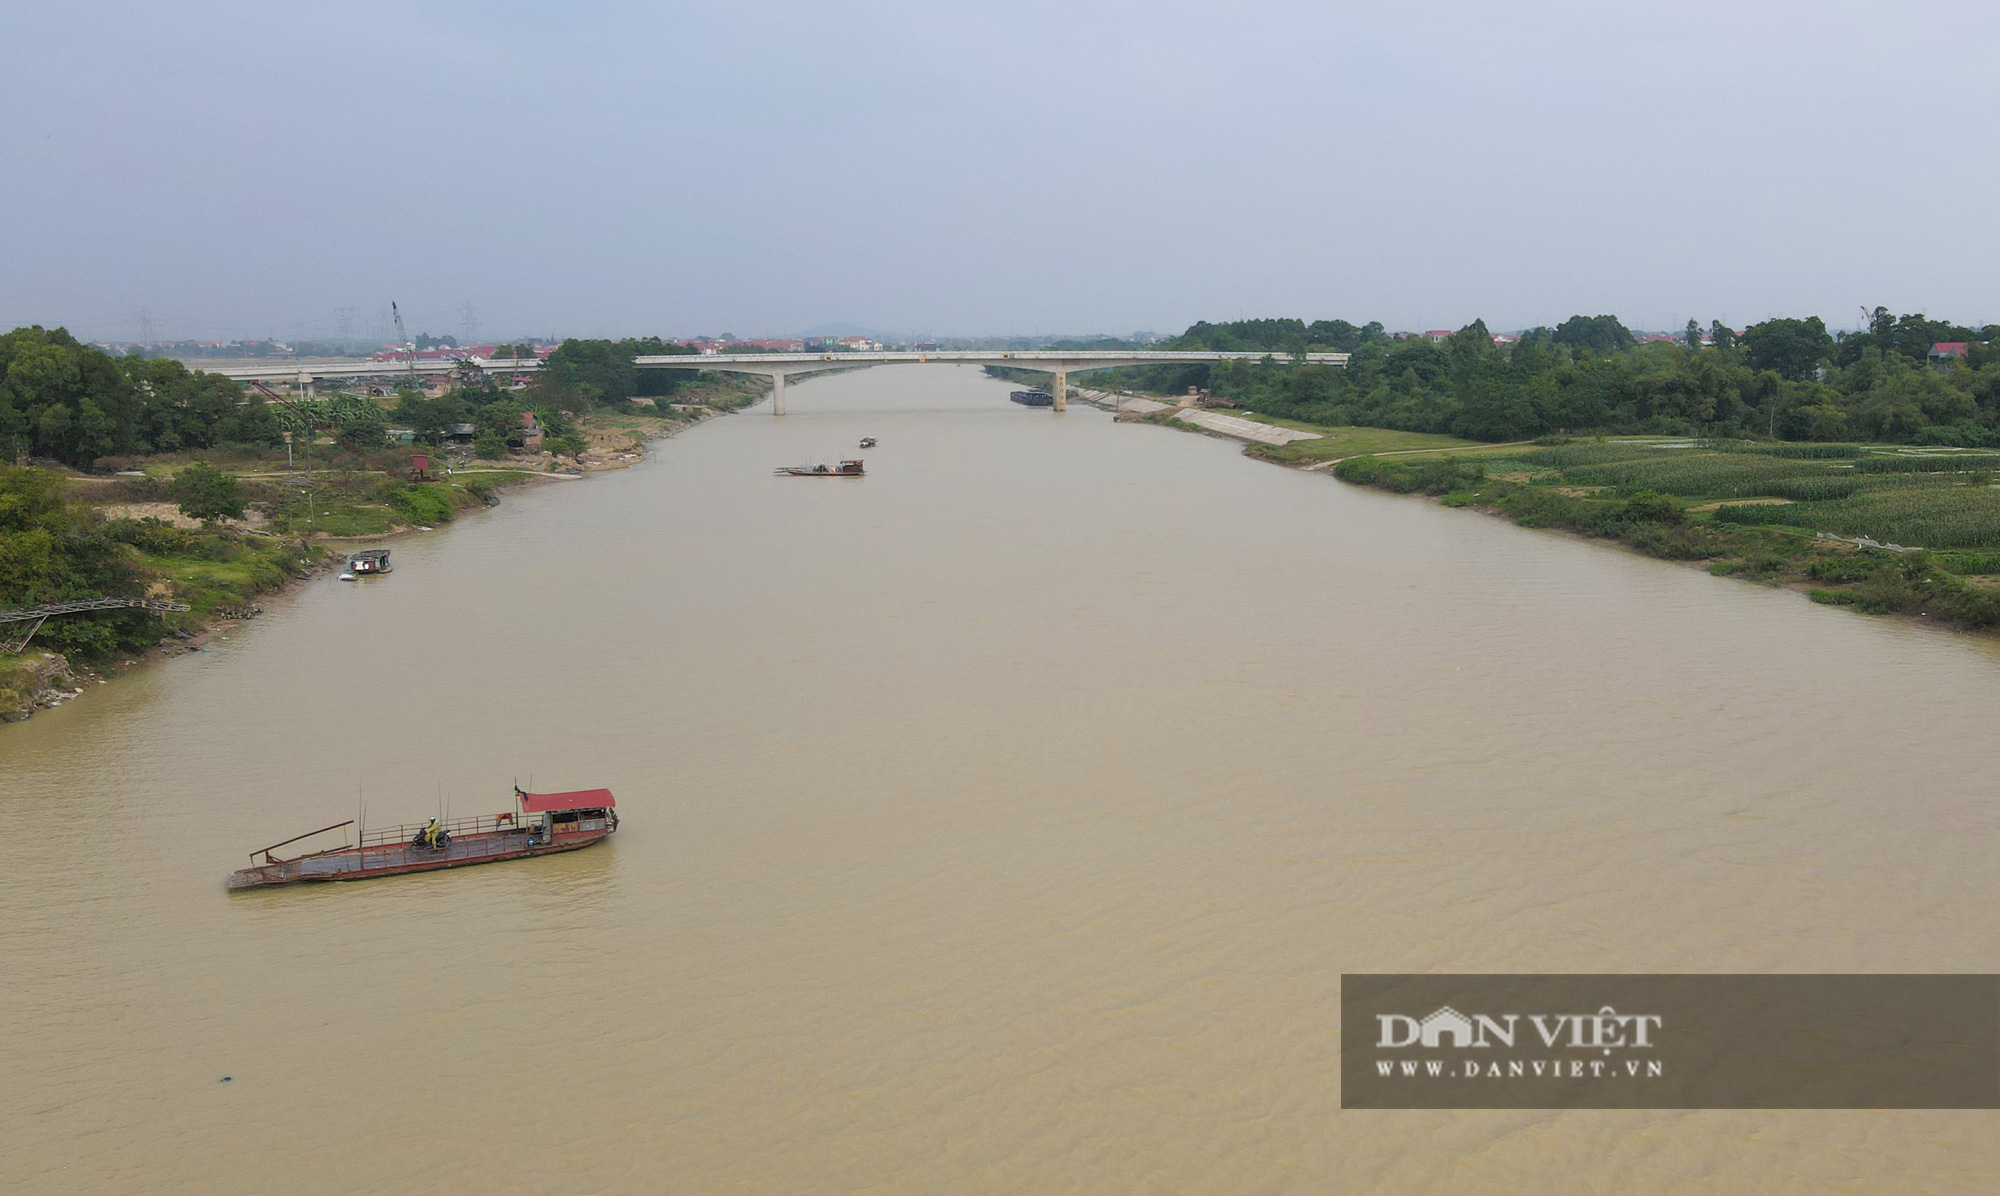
xmin=336 ymin=306 xmax=357 ymax=347
xmin=459 ymin=301 xmax=479 ymax=345
xmin=138 ymin=307 xmax=155 ymax=346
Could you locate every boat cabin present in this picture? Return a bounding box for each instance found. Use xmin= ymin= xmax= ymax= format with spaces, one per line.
xmin=348 ymin=549 xmax=392 ymax=574
xmin=516 ymin=786 xmax=618 ymax=842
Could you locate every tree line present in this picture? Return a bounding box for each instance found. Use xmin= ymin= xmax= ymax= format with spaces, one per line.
xmin=0 ymin=328 xmax=732 ymax=469
xmin=1122 ymin=310 xmax=1999 ymax=444
xmin=1 ymin=326 xmax=284 ymax=466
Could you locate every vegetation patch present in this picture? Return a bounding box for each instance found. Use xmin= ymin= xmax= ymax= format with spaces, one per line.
xmin=1331 ymin=440 xmax=2000 ymax=633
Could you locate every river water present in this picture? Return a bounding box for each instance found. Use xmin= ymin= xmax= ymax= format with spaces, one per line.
xmin=4 ymin=366 xmax=1999 ymax=1193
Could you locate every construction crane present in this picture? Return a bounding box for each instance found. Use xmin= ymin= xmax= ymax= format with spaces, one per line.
xmin=392 ymin=301 xmax=418 ymax=391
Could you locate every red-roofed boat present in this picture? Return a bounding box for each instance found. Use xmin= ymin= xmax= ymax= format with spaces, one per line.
xmin=226 ymin=786 xmax=618 ymax=891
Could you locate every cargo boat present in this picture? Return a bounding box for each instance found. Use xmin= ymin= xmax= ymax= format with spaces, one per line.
xmin=226 ymin=786 xmax=617 ymax=891
xmin=1010 ymin=390 xmax=1055 ymax=407
xmin=775 ymin=459 xmax=865 ymax=476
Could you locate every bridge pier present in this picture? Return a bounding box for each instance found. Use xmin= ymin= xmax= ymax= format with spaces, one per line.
xmin=1051 ymin=370 xmax=1067 ymax=412
xmin=770 ymin=372 xmax=786 ymax=416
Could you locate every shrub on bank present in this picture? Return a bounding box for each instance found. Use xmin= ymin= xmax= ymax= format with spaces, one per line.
xmin=388 ymin=483 xmax=454 ymax=527
xmin=1332 ymin=455 xmax=1485 ymax=495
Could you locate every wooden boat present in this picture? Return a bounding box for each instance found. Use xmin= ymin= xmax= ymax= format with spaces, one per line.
xmin=226 ymin=786 xmax=617 ymax=890
xmin=1010 ymin=390 xmax=1054 ymax=407
xmin=346 ymin=549 xmax=392 ymax=575
xmin=859 ymin=437 xmax=877 ymax=448
xmin=775 ymin=459 xmax=864 ymax=476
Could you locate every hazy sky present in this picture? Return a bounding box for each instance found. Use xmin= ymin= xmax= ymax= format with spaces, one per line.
xmin=5 ymin=1 xmax=1996 ymax=343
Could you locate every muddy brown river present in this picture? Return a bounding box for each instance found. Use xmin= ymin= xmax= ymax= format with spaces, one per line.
xmin=4 ymin=366 xmax=1998 ymax=1192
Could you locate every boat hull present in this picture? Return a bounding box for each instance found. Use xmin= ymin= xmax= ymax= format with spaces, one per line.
xmin=227 ymin=828 xmax=610 ymax=890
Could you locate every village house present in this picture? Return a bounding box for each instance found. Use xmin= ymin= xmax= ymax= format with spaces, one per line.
xmin=1929 ymin=341 xmax=1970 ymax=371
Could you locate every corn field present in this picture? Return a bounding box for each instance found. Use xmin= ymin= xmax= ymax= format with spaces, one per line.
xmin=1476 ymin=441 xmax=2000 ymax=550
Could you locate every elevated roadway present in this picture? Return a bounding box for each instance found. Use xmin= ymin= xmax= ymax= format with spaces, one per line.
xmin=202 ymin=349 xmax=1348 ymax=413
xmin=203 ymin=358 xmax=541 ymax=393
xmin=632 ymin=349 xmax=1349 ymax=413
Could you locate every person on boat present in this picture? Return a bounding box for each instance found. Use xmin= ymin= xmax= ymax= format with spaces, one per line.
xmin=413 ymin=818 xmax=445 ymax=850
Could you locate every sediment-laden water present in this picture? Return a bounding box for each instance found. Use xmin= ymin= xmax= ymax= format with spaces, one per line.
xmin=4 ymin=366 xmax=1997 ymax=1193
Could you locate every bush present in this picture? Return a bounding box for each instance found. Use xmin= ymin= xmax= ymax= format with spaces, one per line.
xmin=388 ymin=484 xmax=453 ymax=526
xmin=1331 ymin=455 xmax=1484 ymax=495
xmin=169 ymin=463 xmax=245 ymax=521
xmin=104 ymin=517 xmax=198 ymax=556
xmin=1614 ymin=490 xmax=1685 ymax=526
xmin=472 ymin=435 xmax=509 ymax=461
xmin=1805 ymin=555 xmax=1878 ymax=584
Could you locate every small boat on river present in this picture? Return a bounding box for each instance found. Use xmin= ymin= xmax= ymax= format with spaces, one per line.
xmin=859 ymin=437 xmax=877 ymax=448
xmin=1010 ymin=390 xmax=1054 ymax=407
xmin=226 ymin=786 xmax=617 ymax=890
xmin=344 ymin=549 xmax=391 ymax=577
xmin=775 ymin=459 xmax=865 ymax=477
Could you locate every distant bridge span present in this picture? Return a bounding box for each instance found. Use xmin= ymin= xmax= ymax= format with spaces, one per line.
xmin=207 ymin=358 xmax=540 ymax=392
xmin=205 ymin=349 xmax=1347 ymax=414
xmin=632 ymin=350 xmax=1349 ymax=413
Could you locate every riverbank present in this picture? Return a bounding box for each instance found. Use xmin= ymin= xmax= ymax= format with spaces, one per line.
xmin=1324 ymin=440 xmax=2000 ymax=636
xmin=1085 ymin=389 xmax=2000 ymax=637
xmin=0 ymin=404 xmax=733 ymax=723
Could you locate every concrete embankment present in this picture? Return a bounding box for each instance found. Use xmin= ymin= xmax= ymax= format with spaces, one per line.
xmin=1068 ymin=387 xmax=1322 ymax=448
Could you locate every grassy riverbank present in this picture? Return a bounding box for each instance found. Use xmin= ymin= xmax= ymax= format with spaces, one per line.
xmin=1329 ymin=439 xmax=2000 ymax=632
xmin=1231 ymin=416 xmax=1484 ymax=463
xmin=0 ymin=402 xmax=738 ymax=721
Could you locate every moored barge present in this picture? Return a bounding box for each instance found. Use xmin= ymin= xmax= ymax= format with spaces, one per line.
xmin=775 ymin=459 xmax=865 ymax=476
xmin=227 ymin=786 xmax=617 ymax=890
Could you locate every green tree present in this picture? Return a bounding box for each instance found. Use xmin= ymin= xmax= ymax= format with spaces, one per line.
xmin=1550 ymin=315 xmax=1635 ymax=354
xmin=1684 ymin=319 xmax=1702 ymax=350
xmin=1741 ymin=316 xmax=1833 ymax=382
xmin=169 ymin=463 xmax=245 ymax=521
xmin=540 ymin=339 xmax=638 ymax=404
xmin=333 ymin=402 xmax=389 ymax=451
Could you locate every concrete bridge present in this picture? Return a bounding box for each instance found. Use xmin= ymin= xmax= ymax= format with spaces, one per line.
xmin=205 ymin=349 xmax=1348 ymax=413
xmin=206 ymin=358 xmax=540 ymax=394
xmin=631 ymin=350 xmax=1349 ymax=413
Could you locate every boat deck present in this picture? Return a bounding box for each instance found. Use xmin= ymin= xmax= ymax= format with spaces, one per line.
xmin=228 ymin=827 xmax=608 ymax=890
